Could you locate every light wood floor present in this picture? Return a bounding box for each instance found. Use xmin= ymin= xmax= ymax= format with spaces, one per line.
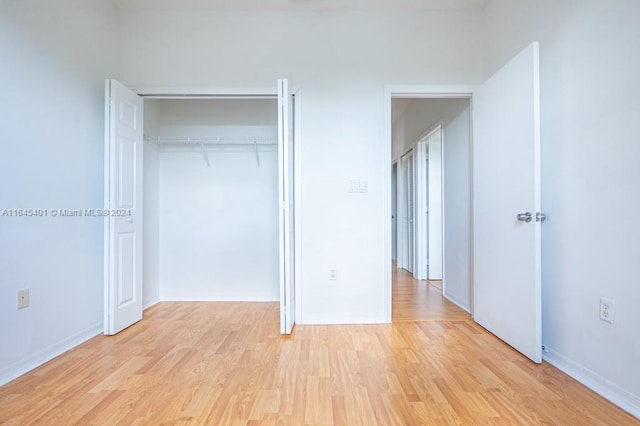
xmin=1 ymin=269 xmax=637 ymax=425
xmin=391 ymin=264 xmax=468 ymax=322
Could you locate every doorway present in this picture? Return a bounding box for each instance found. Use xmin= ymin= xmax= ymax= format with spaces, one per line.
xmin=385 ymin=43 xmax=542 ymax=364
xmin=388 ymin=94 xmax=473 ymax=322
xmin=141 ymin=97 xmax=280 ymax=303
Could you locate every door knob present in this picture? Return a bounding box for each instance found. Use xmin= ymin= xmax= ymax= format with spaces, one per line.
xmin=536 ymin=212 xmax=547 ymax=222
xmin=516 ymin=212 xmax=532 ymax=223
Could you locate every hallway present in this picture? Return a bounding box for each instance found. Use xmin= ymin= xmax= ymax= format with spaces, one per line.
xmin=392 ymin=263 xmax=470 ymax=322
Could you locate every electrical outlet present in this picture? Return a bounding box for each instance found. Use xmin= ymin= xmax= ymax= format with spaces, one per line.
xmin=329 ymin=269 xmax=337 ymax=280
xmin=17 ymin=289 xmax=29 ymax=310
xmin=599 ymin=297 xmax=614 ymax=324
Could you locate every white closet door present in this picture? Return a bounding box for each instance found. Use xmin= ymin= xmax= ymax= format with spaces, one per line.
xmin=278 ymin=79 xmax=295 ymax=335
xmin=104 ymin=79 xmax=144 ymax=335
xmin=473 ymin=42 xmax=542 ymax=362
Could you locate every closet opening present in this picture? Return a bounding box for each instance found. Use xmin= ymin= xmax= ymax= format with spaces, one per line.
xmin=142 ymin=98 xmax=280 ymax=305
xmin=104 ymin=80 xmax=298 ymax=336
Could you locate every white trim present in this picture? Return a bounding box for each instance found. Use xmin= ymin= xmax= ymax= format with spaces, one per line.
xmin=277 ymin=79 xmax=287 ymax=334
xmin=415 ymin=121 xmax=443 ymax=147
xmin=297 ymin=314 xmax=387 ymax=325
xmin=293 ymin=88 xmax=303 ymax=324
xmin=132 ymin=86 xmax=277 ymax=98
xmin=397 ymin=150 xmax=414 ymax=274
xmin=435 ymin=123 xmax=446 ymax=286
xmin=414 ymin=140 xmax=428 ymax=280
xmin=0 ymin=322 xmax=102 ymax=386
xmin=384 ymin=85 xmax=474 ymax=323
xmin=143 ymin=299 xmax=160 ymax=310
xmin=383 ymin=89 xmax=393 ymax=322
xmin=103 ymin=80 xmax=111 ymax=335
xmin=386 ymin=85 xmax=474 ymax=99
xmin=443 ymin=292 xmax=470 ymax=313
xmin=544 ymin=347 xmax=640 ymax=419
xmin=391 ymin=160 xmax=399 ymax=263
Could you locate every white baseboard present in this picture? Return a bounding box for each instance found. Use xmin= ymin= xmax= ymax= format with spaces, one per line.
xmin=298 ymin=313 xmax=388 ymax=325
xmin=0 ymin=322 xmax=102 ymax=387
xmin=159 ymin=296 xmax=279 ymax=302
xmin=543 ymin=347 xmax=640 ymax=419
xmin=143 ymin=299 xmax=160 ymax=310
xmin=443 ymin=291 xmax=471 ymax=313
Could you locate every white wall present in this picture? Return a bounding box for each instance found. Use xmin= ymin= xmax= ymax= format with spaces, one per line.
xmin=0 ymin=0 xmax=119 ymax=384
xmin=143 ymin=99 xmax=161 ymax=308
xmin=483 ymin=0 xmax=640 ymax=416
xmin=442 ymin=104 xmax=471 ymax=312
xmin=118 ymin=10 xmax=483 ymax=323
xmin=151 ymin=99 xmax=280 ymax=301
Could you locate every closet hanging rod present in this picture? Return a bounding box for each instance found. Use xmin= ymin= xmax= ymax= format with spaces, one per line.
xmin=144 ymin=135 xmax=277 ymax=146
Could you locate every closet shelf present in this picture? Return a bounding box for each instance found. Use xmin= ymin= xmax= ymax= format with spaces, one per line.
xmin=144 ymin=134 xmax=276 ymax=168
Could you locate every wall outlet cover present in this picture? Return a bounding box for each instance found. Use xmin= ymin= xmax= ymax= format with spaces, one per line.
xmin=17 ymin=289 xmax=30 ymax=310
xmin=599 ymin=297 xmax=614 ymax=324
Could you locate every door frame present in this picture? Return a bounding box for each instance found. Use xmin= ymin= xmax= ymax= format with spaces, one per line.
xmin=117 ymin=84 xmax=302 ymax=326
xmin=391 ymin=160 xmax=398 ymax=262
xmin=398 ymin=149 xmax=416 ymax=273
xmin=419 ymin=123 xmax=444 ymax=282
xmin=384 ymin=85 xmax=474 ymax=322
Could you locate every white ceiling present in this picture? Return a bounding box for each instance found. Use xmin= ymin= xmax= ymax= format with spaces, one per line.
xmin=112 ymin=0 xmax=488 ymax=12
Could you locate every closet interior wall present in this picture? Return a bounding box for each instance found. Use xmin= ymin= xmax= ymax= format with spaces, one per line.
xmin=143 ymin=98 xmax=279 ymax=304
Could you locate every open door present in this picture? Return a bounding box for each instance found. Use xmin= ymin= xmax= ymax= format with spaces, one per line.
xmin=278 ymin=78 xmax=295 ymax=334
xmin=104 ymin=79 xmax=144 ymax=335
xmin=473 ymin=42 xmax=542 ymax=362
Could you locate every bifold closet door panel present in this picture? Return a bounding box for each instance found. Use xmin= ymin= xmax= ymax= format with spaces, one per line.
xmin=157 ymin=149 xmax=280 ymax=301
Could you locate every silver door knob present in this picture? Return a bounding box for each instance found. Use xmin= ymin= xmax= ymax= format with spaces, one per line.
xmin=536 ymin=212 xmax=547 ymax=222
xmin=517 ymin=212 xmax=532 ymax=223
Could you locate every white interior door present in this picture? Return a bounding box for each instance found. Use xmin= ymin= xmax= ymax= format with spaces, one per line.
xmin=424 ymin=156 xmax=430 ymax=277
xmin=414 ymin=141 xmax=428 ymax=280
xmin=473 ymin=42 xmax=542 ymax=362
xmin=104 ymin=79 xmax=144 ymax=335
xmin=278 ymin=78 xmax=295 ymax=334
xmin=397 ymin=157 xmax=407 ymax=269
xmin=427 ymin=133 xmax=443 ymax=280
xmin=407 ymin=152 xmax=415 ymax=273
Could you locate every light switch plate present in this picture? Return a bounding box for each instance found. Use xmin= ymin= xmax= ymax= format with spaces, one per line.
xmin=349 ymin=179 xmax=368 ymax=193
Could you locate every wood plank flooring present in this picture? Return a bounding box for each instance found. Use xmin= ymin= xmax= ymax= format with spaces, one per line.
xmin=391 ymin=264 xmax=466 ymax=322
xmin=0 ymin=267 xmax=637 ymax=425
